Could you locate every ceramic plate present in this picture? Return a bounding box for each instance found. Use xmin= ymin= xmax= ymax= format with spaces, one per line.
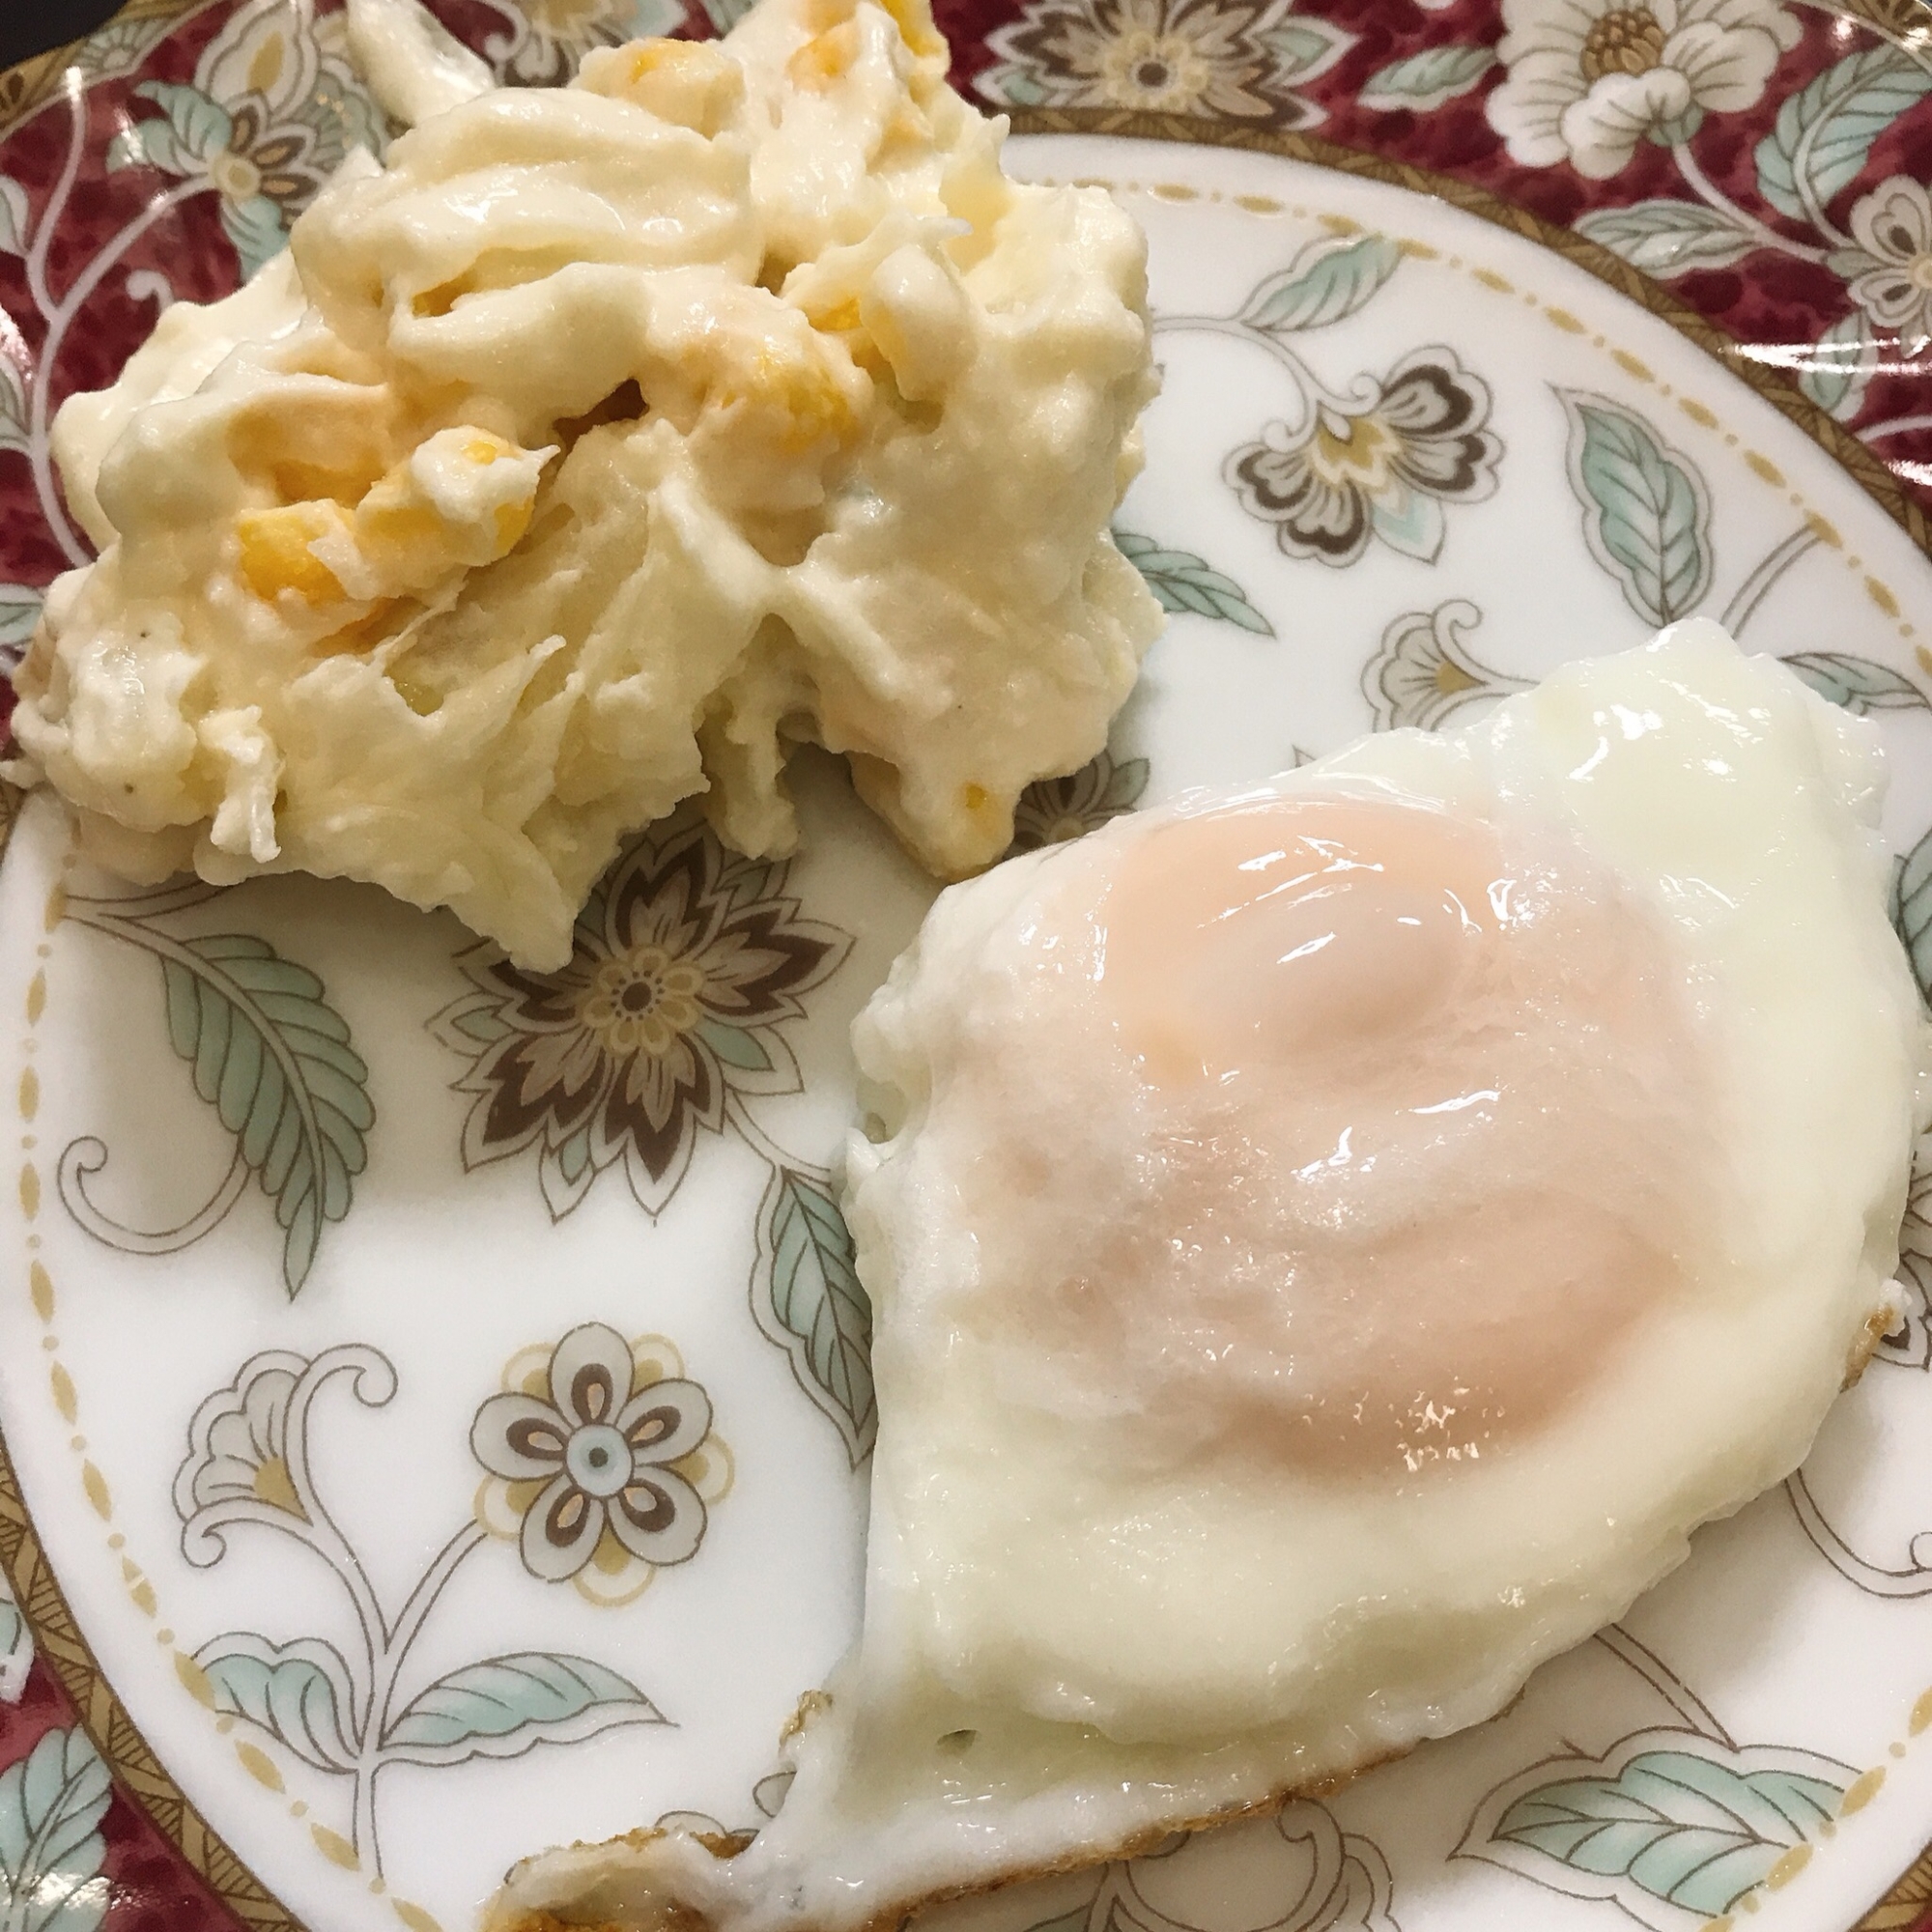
xmin=3 ymin=14 xmax=1932 ymax=1932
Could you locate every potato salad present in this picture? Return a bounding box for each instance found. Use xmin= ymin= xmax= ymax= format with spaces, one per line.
xmin=13 ymin=0 xmax=1159 ymax=967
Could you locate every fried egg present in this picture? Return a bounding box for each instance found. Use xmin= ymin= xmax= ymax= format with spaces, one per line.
xmin=489 ymin=621 xmax=1927 ymax=1932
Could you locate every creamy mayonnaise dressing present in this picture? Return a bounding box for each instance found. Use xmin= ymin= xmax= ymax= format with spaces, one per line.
xmin=14 ymin=0 xmax=1159 ymax=967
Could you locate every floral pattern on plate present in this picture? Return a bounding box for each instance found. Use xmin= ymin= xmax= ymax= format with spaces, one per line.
xmin=1014 ymin=1801 xmax=1400 ymax=1932
xmin=1459 ymin=1726 xmax=1856 ymax=1930
xmin=1485 ymin=0 xmax=1801 ymax=182
xmin=173 ymin=1328 xmax=710 ymax=1877
xmin=54 ymin=882 xmax=375 ymax=1298
xmin=2 ymin=5 xmax=1932 ymax=1932
xmin=1225 ymin=345 xmax=1503 ymax=565
xmin=1356 ymin=1 xmax=1932 ymax=455
xmin=430 ymin=820 xmax=851 ymax=1224
xmin=430 ymin=817 xmax=881 ymax=1464
xmin=1154 ymin=234 xmax=1505 ymax=566
xmin=976 ymin=0 xmax=1352 ymax=125
xmin=1008 ymin=751 xmax=1151 ymax=852
xmin=474 ymin=0 xmax=690 ymax=84
xmin=1835 ymin=179 xmax=1932 ymax=361
xmin=1360 ymin=599 xmax=1529 ymax=732
xmin=104 ymin=0 xmax=384 ymax=277
xmin=471 ymin=1323 xmax=729 ymax=1601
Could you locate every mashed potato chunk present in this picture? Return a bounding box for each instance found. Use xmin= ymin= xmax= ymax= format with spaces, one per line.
xmin=13 ymin=0 xmax=1159 ymax=968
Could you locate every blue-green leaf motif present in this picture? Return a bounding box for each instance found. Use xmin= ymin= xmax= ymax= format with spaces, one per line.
xmin=1890 ymin=824 xmax=1932 ymax=1008
xmin=1781 ymin=652 xmax=1927 ymax=716
xmin=1755 ymin=46 xmax=1932 ymax=224
xmin=980 ymin=69 xmax=1049 ymax=107
xmin=1368 ymin=488 xmax=1444 ymax=563
xmin=156 ymin=930 xmax=374 ymax=1296
xmin=105 ymin=121 xmax=184 ymax=175
xmin=1115 ymin=532 xmax=1273 ymax=634
xmin=220 ymin=194 xmax=291 ymax=282
xmin=196 ymin=1635 xmax=356 ymax=1773
xmin=1461 ymin=1732 xmax=1853 ymax=1926
xmin=383 ymin=1654 xmax=663 ymax=1766
xmin=300 ymin=61 xmax=388 ymax=175
xmin=1358 ymin=44 xmax=1496 ymax=113
xmin=753 ymin=1166 xmax=874 ymax=1464
xmin=1557 ymin=390 xmax=1712 ymax=627
xmin=1264 ymin=16 xmax=1350 ymax=85
xmin=0 ymin=586 xmax=41 ymax=652
xmin=1574 ymin=199 xmax=1757 ymax=277
xmin=442 ymin=1002 xmax=512 ymax=1051
xmin=128 ymin=80 xmax=233 ymax=172
xmin=0 ymin=1725 xmax=112 ymax=1932
xmin=555 ymin=1124 xmax=595 ymax=1192
xmin=1800 ymin=309 xmax=1878 ymax=423
xmin=698 ymin=1019 xmax=776 ymax=1074
xmin=1238 ymin=233 xmax=1403 ymax=337
xmin=1489 ymin=1749 xmax=1840 ymax=1916
xmin=0 ymin=362 xmax=27 ymax=460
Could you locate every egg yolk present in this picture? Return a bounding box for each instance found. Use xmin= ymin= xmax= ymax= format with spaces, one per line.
xmin=959 ymin=793 xmax=1714 ymax=1481
xmin=1101 ymin=795 xmax=1501 ymax=1089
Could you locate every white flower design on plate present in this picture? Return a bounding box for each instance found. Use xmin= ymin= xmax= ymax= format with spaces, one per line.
xmin=1832 ymin=176 xmax=1932 ymax=356
xmin=1486 ymin=0 xmax=1799 ymax=180
xmin=174 ymin=1350 xmax=313 ymax=1540
xmin=1363 ymin=600 xmax=1530 ymax=732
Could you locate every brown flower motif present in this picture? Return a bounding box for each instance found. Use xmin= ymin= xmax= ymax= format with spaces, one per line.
xmin=212 ymin=100 xmax=322 ymax=221
xmin=1009 ymin=750 xmax=1151 ymax=853
xmin=472 ymin=1324 xmax=730 ymax=1604
xmin=432 ymin=817 xmax=850 ymax=1218
xmin=978 ymin=0 xmax=1351 ymax=126
xmin=1226 ymin=350 xmax=1502 ymax=567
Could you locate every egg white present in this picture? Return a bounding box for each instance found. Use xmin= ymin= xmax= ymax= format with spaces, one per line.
xmin=491 ymin=620 xmax=1927 ymax=1932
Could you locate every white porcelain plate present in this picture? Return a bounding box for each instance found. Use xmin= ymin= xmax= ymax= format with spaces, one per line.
xmin=3 ymin=128 xmax=1932 ymax=1932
